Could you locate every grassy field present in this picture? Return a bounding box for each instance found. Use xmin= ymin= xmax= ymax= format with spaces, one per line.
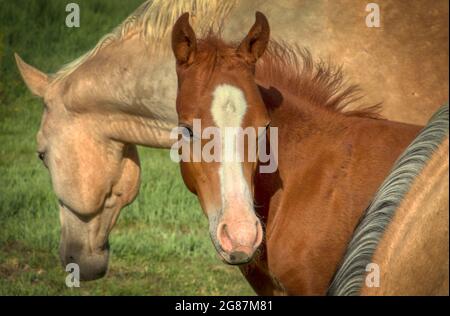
xmin=0 ymin=0 xmax=254 ymax=295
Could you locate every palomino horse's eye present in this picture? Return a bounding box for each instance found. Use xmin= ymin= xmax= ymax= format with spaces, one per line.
xmin=37 ymin=151 xmax=47 ymax=167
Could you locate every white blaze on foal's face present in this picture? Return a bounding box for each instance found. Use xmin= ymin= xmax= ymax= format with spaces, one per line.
xmin=211 ymin=84 xmax=253 ymax=217
xmin=171 ymin=11 xmax=271 ymax=264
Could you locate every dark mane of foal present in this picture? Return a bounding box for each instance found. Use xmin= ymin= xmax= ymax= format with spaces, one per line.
xmin=197 ymin=35 xmax=381 ymax=118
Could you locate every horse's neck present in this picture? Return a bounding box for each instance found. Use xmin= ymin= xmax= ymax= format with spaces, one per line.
xmin=257 ymin=86 xmax=420 ymax=230
xmin=64 ymin=34 xmax=178 ymax=148
xmin=254 ymin=88 xmax=420 ymax=294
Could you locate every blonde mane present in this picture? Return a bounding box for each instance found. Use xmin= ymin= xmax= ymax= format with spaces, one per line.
xmin=53 ymin=0 xmax=236 ymax=80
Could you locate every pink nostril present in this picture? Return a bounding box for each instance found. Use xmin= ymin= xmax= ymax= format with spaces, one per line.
xmin=217 ymin=220 xmax=263 ymax=254
xmin=217 ymin=223 xmax=234 ymax=253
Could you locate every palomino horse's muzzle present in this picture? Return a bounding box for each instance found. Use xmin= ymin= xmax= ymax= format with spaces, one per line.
xmin=60 ymin=240 xmax=110 ymax=281
xmin=59 ymin=204 xmax=110 ymax=281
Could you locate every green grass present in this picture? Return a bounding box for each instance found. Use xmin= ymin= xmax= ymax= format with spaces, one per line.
xmin=0 ymin=0 xmax=254 ymax=295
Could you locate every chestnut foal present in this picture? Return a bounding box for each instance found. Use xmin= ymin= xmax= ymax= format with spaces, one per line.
xmin=171 ymin=12 xmax=421 ymax=295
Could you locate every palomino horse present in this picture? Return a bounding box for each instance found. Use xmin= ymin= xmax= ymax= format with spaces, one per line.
xmin=169 ymin=12 xmax=440 ymax=295
xmin=363 ymin=137 xmax=449 ymax=295
xmin=329 ymin=104 xmax=449 ymax=295
xmin=15 ymin=0 xmax=447 ymax=281
xmin=362 ymin=137 xmax=449 ymax=295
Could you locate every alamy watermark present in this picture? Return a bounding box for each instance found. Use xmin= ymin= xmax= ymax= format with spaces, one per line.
xmin=65 ymin=3 xmax=80 ymax=28
xmin=366 ymin=3 xmax=381 ymax=28
xmin=65 ymin=263 xmax=80 ymax=288
xmin=365 ymin=262 xmax=380 ymax=288
xmin=64 ymin=3 xmax=381 ymax=29
xmin=169 ymin=119 xmax=278 ymax=174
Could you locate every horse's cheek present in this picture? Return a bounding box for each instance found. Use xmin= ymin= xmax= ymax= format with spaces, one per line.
xmin=115 ymin=146 xmax=141 ymax=206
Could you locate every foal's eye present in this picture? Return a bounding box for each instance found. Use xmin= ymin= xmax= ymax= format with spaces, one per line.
xmin=259 ymin=122 xmax=271 ymax=136
xmin=181 ymin=126 xmax=194 ymax=141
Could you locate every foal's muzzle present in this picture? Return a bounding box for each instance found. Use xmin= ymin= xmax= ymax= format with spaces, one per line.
xmin=213 ymin=218 xmax=263 ymax=265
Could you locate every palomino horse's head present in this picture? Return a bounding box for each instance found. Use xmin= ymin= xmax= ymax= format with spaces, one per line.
xmin=171 ymin=12 xmax=271 ymax=264
xmin=15 ymin=56 xmax=140 ymax=280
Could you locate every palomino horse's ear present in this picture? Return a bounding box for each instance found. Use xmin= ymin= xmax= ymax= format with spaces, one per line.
xmin=171 ymin=12 xmax=197 ymax=66
xmin=237 ymin=12 xmax=270 ymax=64
xmin=15 ymin=53 xmax=49 ymax=97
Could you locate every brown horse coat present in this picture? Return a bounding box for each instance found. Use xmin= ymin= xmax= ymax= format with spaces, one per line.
xmin=171 ymin=12 xmax=423 ymax=295
xmin=249 ymin=86 xmax=421 ymax=294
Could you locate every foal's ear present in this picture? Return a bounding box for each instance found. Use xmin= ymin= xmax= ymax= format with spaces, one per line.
xmin=237 ymin=12 xmax=270 ymax=64
xmin=15 ymin=53 xmax=49 ymax=97
xmin=172 ymin=12 xmax=197 ymax=66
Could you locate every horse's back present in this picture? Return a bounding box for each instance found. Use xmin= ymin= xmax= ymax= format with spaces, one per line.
xmin=361 ymin=136 xmax=449 ymax=295
xmin=328 ymin=104 xmax=449 ymax=296
xmin=224 ymin=0 xmax=448 ymax=125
